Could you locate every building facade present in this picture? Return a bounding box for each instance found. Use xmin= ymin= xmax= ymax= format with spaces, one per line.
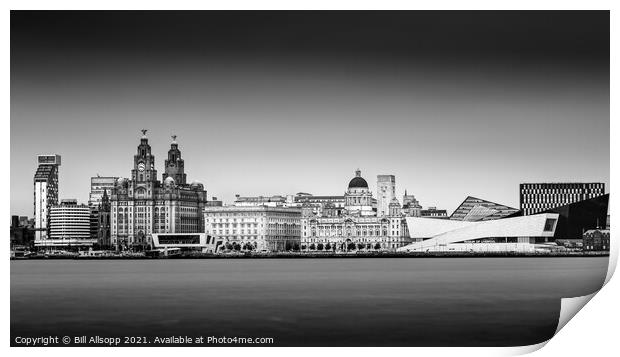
xmin=41 ymin=199 xmax=97 ymax=249
xmin=397 ymin=213 xmax=560 ymax=253
xmin=376 ymin=175 xmax=396 ymax=217
xmin=233 ymin=195 xmax=288 ymax=207
xmin=33 ymin=154 xmax=61 ymax=242
xmin=294 ymin=194 xmax=345 ymax=217
xmin=10 ymin=215 xmax=35 ymax=250
xmin=420 ymin=207 xmax=448 ymax=219
xmin=88 ymin=176 xmax=118 ymax=207
xmin=204 ymin=206 xmax=302 ymax=252
xmin=402 ymin=190 xmax=422 ymax=217
xmin=583 ymin=229 xmax=610 ymax=251
xmin=110 ymin=131 xmax=208 ymax=251
xmin=300 ymin=170 xmax=411 ymax=252
xmin=520 ymin=182 xmax=605 ymax=215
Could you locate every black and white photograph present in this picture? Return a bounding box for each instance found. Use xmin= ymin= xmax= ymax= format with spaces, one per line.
xmin=8 ymin=8 xmax=613 ymax=350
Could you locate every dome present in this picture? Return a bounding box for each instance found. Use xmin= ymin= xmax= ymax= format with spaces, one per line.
xmin=348 ymin=177 xmax=368 ymax=189
xmin=164 ymin=177 xmax=175 ymax=187
xmin=348 ymin=169 xmax=368 ymax=189
xmin=190 ymin=180 xmax=204 ymax=190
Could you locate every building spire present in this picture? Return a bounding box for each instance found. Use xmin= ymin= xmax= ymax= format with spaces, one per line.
xmin=171 ymin=134 xmax=177 ymax=144
xmin=141 ymin=129 xmax=148 ymax=138
xmin=355 ymin=168 xmax=361 ymax=177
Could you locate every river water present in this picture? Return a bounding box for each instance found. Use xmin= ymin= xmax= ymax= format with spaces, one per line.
xmin=10 ymin=257 xmax=608 ymax=346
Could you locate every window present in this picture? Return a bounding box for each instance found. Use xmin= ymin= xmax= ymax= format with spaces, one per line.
xmin=543 ymin=218 xmax=557 ymax=232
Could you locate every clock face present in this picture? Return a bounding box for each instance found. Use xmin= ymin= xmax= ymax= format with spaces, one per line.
xmin=138 ymin=162 xmax=145 ymax=172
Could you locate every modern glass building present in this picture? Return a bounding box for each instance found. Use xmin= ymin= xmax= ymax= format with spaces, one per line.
xmin=450 ymin=196 xmax=519 ymax=222
xmin=520 ymin=182 xmax=605 ymax=215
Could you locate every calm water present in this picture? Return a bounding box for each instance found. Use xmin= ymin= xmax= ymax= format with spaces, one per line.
xmin=11 ymin=257 xmax=608 ymax=347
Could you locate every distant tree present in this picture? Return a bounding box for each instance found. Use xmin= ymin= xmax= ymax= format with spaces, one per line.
xmin=347 ymin=243 xmax=356 ymax=251
xmin=325 ymin=243 xmax=332 ymax=251
xmin=285 ymin=242 xmax=292 ymax=251
xmin=233 ymin=243 xmax=241 ymax=251
xmin=374 ymin=243 xmax=382 ymax=250
xmin=301 ymin=245 xmax=307 ymax=251
xmin=317 ymin=243 xmax=324 ymax=251
xmin=366 ymin=244 xmax=371 ymax=249
xmin=225 ymin=242 xmax=233 ymax=251
xmin=293 ymin=243 xmax=300 ymax=251
xmin=357 ymin=243 xmax=365 ymax=250
xmin=309 ymin=243 xmax=316 ymax=250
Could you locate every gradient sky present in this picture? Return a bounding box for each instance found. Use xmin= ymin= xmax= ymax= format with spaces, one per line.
xmin=10 ymin=11 xmax=610 ymax=217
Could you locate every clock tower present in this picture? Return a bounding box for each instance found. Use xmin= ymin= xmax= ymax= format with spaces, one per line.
xmin=162 ymin=134 xmax=187 ymax=185
xmin=131 ymin=130 xmax=157 ymax=197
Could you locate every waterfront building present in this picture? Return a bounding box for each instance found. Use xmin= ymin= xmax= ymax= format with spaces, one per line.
xmin=420 ymin=207 xmax=448 ymax=219
xmin=33 ymin=154 xmax=61 ymax=242
xmin=300 ymin=170 xmax=411 ymax=252
xmin=397 ymin=213 xmax=561 ymax=253
xmin=233 ymin=195 xmax=288 ymax=207
xmin=42 ymin=199 xmax=97 ymax=249
xmin=401 ymin=194 xmax=610 ymax=253
xmin=450 ymin=196 xmax=519 ymax=222
xmin=520 ymin=182 xmax=605 ymax=215
xmin=376 ymin=175 xmax=396 ymax=217
xmin=583 ymin=229 xmax=610 ymax=251
xmin=204 ymin=206 xmax=302 ymax=252
xmin=151 ymin=233 xmax=223 ymax=254
xmin=110 ymin=131 xmax=208 ymax=251
xmin=88 ymin=176 xmax=118 ymax=207
xmin=402 ymin=190 xmax=422 ymax=217
xmin=294 ymin=193 xmax=345 ymax=216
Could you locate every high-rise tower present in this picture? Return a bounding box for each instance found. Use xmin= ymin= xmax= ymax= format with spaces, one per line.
xmin=33 ymin=154 xmax=61 ymax=242
xmin=377 ymin=175 xmax=396 ymax=217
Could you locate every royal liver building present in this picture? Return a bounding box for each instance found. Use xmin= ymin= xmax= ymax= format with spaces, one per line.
xmin=110 ymin=131 xmax=207 ymax=251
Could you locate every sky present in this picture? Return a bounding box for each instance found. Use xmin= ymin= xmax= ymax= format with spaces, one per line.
xmin=10 ymin=11 xmax=610 ymax=217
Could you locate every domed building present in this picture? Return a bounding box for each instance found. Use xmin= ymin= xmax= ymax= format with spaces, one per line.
xmin=344 ymin=169 xmax=374 ymax=216
xmin=110 ymin=131 xmax=208 ymax=251
xmin=300 ymin=169 xmax=412 ymax=252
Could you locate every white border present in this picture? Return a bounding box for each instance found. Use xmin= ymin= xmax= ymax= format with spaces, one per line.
xmin=4 ymin=2 xmax=616 ymax=357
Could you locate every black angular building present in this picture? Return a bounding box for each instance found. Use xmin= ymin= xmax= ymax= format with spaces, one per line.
xmin=507 ymin=194 xmax=609 ymax=241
